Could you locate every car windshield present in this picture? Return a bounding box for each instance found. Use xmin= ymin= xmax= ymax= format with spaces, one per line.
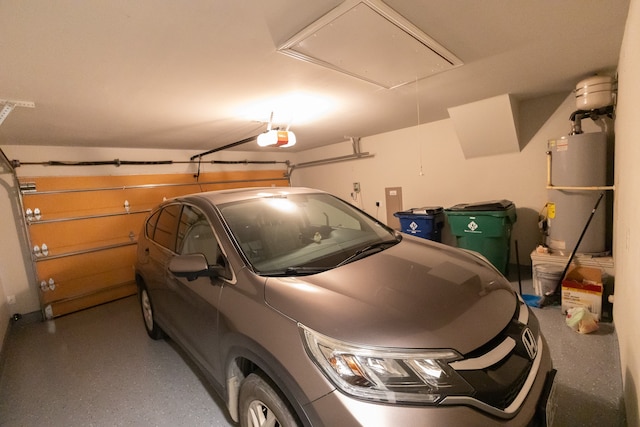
xmin=218 ymin=192 xmax=399 ymax=275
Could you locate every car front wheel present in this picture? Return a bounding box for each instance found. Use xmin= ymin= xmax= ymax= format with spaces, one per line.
xmin=139 ymin=286 xmax=164 ymax=340
xmin=239 ymin=373 xmax=299 ymax=427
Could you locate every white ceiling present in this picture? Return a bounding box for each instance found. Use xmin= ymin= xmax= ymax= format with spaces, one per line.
xmin=0 ymin=0 xmax=630 ymax=153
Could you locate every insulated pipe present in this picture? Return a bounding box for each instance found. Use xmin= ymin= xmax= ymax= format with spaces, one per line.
xmin=546 ymin=151 xmax=552 ymax=187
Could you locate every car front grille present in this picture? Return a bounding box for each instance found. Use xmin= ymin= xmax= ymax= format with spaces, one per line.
xmin=444 ymin=300 xmax=543 ymax=417
xmin=459 ymin=349 xmax=532 ymax=410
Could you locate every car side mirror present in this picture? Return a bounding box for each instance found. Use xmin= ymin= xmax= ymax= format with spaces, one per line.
xmin=169 ymin=254 xmax=219 ymax=281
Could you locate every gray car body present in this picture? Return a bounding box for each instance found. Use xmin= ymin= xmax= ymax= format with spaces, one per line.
xmin=134 ymin=187 xmax=553 ymax=426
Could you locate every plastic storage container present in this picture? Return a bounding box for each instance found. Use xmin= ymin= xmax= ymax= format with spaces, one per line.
xmin=394 ymin=207 xmax=444 ymax=242
xmin=533 ymin=264 xmax=565 ymax=296
xmin=445 ymin=200 xmax=517 ymax=275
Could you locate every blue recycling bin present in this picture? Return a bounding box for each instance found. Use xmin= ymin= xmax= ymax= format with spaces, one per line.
xmin=394 ymin=207 xmax=444 ymax=242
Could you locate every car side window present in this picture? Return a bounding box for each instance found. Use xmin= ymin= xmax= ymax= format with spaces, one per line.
xmin=145 ymin=209 xmax=161 ymax=239
xmin=152 ymin=204 xmax=182 ymax=251
xmin=178 ymin=205 xmax=223 ymax=267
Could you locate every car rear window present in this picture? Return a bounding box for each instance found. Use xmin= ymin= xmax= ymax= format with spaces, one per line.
xmin=151 ymin=204 xmax=182 ymax=251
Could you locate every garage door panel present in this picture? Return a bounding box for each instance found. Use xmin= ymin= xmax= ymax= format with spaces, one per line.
xmin=48 ymin=283 xmax=138 ymax=318
xmin=23 ymin=173 xmax=196 ymax=192
xmin=20 ymin=171 xmax=288 ymax=318
xmin=29 ymin=215 xmax=144 ymax=253
xmin=24 ymin=191 xmax=125 ymax=219
xmin=40 ymin=263 xmax=135 ymax=304
xmin=35 ymin=245 xmax=136 ymax=280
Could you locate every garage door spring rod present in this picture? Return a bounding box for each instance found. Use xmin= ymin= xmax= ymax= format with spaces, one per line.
xmin=12 ymin=158 xmax=288 ymax=168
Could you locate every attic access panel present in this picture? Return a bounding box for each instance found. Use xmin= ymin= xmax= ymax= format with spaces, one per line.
xmin=278 ymin=0 xmax=463 ymax=89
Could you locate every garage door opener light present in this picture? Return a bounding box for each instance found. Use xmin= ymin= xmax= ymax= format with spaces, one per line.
xmin=257 ymin=112 xmax=296 ymax=148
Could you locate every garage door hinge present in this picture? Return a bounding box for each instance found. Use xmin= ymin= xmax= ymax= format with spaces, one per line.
xmin=20 ymin=182 xmax=37 ymax=193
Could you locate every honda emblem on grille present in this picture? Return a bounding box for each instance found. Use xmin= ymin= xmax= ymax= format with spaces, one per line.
xmin=522 ymin=327 xmax=538 ymax=360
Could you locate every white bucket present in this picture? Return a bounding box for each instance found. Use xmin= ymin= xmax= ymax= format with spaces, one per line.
xmin=575 ymin=75 xmax=615 ymax=110
xmin=534 ymin=264 xmax=565 ymax=295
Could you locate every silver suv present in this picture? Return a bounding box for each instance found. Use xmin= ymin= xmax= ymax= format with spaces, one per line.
xmin=135 ymin=187 xmax=556 ymax=426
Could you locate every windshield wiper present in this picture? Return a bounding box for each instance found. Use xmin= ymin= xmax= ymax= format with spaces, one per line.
xmin=261 ymin=266 xmax=331 ymax=277
xmin=337 ymin=239 xmax=399 ymax=267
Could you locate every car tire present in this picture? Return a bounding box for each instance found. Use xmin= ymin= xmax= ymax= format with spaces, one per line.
xmin=139 ymin=286 xmax=164 ymax=340
xmin=239 ymin=372 xmax=299 ymax=427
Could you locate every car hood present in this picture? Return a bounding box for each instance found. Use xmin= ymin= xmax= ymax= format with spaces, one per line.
xmin=264 ymin=237 xmax=516 ymax=355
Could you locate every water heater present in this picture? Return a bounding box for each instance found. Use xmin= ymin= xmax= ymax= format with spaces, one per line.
xmin=546 ymin=132 xmax=608 ymax=255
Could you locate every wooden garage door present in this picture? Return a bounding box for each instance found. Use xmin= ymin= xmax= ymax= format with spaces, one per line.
xmin=19 ymin=170 xmax=288 ymax=318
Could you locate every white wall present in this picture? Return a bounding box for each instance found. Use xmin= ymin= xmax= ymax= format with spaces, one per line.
xmin=290 ymin=93 xmax=609 ymax=261
xmin=613 ymin=0 xmax=640 ymax=423
xmin=0 ymin=169 xmax=36 ymax=353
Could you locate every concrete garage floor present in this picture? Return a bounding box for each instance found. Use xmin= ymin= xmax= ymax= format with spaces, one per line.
xmin=0 ymin=270 xmax=626 ymax=426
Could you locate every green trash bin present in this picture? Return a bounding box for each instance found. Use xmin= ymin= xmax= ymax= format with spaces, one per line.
xmin=445 ymin=200 xmax=517 ymax=275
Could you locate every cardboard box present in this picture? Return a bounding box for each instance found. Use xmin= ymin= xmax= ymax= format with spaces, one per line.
xmin=561 ymin=265 xmax=603 ymax=320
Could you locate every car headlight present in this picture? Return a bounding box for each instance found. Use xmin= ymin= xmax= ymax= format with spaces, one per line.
xmin=300 ymin=325 xmax=474 ymax=404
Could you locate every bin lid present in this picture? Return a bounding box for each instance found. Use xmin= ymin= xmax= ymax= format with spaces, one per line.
xmin=394 ymin=206 xmax=443 ymax=216
xmin=446 ymin=199 xmax=514 ymax=211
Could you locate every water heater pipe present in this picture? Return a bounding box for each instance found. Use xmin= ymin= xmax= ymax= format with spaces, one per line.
xmin=569 ymin=111 xmax=586 ymax=135
xmin=569 ymin=105 xmax=615 ymax=135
